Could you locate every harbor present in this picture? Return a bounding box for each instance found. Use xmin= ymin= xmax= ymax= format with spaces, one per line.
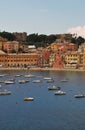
xmin=0 ymin=70 xmax=85 ymax=130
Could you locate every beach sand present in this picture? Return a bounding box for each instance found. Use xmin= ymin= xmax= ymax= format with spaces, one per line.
xmin=0 ymin=67 xmax=85 ymax=72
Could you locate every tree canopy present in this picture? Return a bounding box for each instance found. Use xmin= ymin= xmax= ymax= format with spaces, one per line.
xmin=0 ymin=31 xmax=15 ymax=41
xmin=0 ymin=31 xmax=85 ymax=48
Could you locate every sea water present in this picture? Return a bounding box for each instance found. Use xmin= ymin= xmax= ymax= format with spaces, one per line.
xmin=0 ymin=70 xmax=85 ymax=130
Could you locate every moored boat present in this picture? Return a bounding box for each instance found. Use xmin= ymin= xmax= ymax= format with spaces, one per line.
xmin=48 ymin=86 xmax=60 ymax=90
xmin=74 ymin=94 xmax=85 ymax=98
xmin=61 ymin=79 xmax=68 ymax=82
xmin=0 ymin=85 xmax=2 ymax=88
xmin=4 ymin=80 xmax=15 ymax=84
xmin=43 ymin=77 xmax=52 ymax=80
xmin=54 ymin=90 xmax=66 ymax=95
xmin=46 ymin=79 xmax=54 ymax=83
xmin=0 ymin=90 xmax=11 ymax=95
xmin=15 ymin=74 xmax=21 ymax=77
xmin=0 ymin=80 xmax=4 ymax=83
xmin=24 ymin=97 xmax=34 ymax=101
xmin=24 ymin=74 xmax=35 ymax=78
xmin=32 ymin=80 xmax=41 ymax=83
xmin=19 ymin=80 xmax=29 ymax=84
xmin=0 ymin=74 xmax=5 ymax=77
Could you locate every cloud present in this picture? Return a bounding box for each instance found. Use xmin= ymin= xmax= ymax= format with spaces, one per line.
xmin=68 ymin=25 xmax=85 ymax=38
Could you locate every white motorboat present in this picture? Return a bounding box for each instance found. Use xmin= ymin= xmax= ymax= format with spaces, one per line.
xmin=46 ymin=79 xmax=54 ymax=83
xmin=0 ymin=74 xmax=5 ymax=77
xmin=7 ymin=78 xmax=15 ymax=81
xmin=61 ymin=79 xmax=68 ymax=82
xmin=24 ymin=97 xmax=34 ymax=101
xmin=19 ymin=80 xmax=29 ymax=84
xmin=43 ymin=77 xmax=52 ymax=80
xmin=74 ymin=94 xmax=85 ymax=98
xmin=4 ymin=80 xmax=15 ymax=84
xmin=15 ymin=74 xmax=21 ymax=77
xmin=24 ymin=74 xmax=35 ymax=78
xmin=0 ymin=90 xmax=11 ymax=95
xmin=48 ymin=86 xmax=60 ymax=90
xmin=32 ymin=80 xmax=41 ymax=83
xmin=54 ymin=90 xmax=66 ymax=95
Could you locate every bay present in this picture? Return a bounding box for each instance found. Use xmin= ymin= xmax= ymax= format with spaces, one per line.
xmin=0 ymin=70 xmax=85 ymax=130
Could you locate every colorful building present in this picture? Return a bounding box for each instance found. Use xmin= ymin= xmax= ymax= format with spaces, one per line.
xmin=0 ymin=51 xmax=38 ymax=67
xmin=64 ymin=51 xmax=80 ymax=68
xmin=37 ymin=50 xmax=50 ymax=67
xmin=0 ymin=37 xmax=8 ymax=50
xmin=53 ymin=54 xmax=64 ymax=68
xmin=49 ymin=53 xmax=56 ymax=67
xmin=3 ymin=41 xmax=19 ymax=53
xmin=50 ymin=42 xmax=78 ymax=53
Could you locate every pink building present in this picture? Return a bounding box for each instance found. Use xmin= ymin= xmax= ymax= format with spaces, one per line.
xmin=53 ymin=53 xmax=64 ymax=68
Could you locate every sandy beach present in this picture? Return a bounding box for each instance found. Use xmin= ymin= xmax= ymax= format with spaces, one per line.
xmin=0 ymin=67 xmax=85 ymax=72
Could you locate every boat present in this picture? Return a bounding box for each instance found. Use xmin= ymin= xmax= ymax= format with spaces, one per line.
xmin=15 ymin=74 xmax=21 ymax=77
xmin=46 ymin=79 xmax=54 ymax=83
xmin=0 ymin=74 xmax=6 ymax=77
xmin=61 ymin=79 xmax=68 ymax=82
xmin=0 ymin=80 xmax=4 ymax=83
xmin=48 ymin=86 xmax=60 ymax=90
xmin=54 ymin=90 xmax=66 ymax=95
xmin=0 ymin=90 xmax=11 ymax=95
xmin=24 ymin=74 xmax=35 ymax=78
xmin=43 ymin=77 xmax=52 ymax=80
xmin=18 ymin=80 xmax=29 ymax=84
xmin=4 ymin=80 xmax=15 ymax=84
xmin=0 ymin=85 xmax=2 ymax=88
xmin=74 ymin=94 xmax=85 ymax=98
xmin=7 ymin=78 xmax=15 ymax=81
xmin=24 ymin=97 xmax=34 ymax=101
xmin=32 ymin=80 xmax=41 ymax=83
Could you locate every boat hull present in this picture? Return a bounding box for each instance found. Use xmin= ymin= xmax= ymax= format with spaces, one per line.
xmin=24 ymin=97 xmax=34 ymax=101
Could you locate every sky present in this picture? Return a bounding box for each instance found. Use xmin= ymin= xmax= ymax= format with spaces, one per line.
xmin=0 ymin=0 xmax=85 ymax=37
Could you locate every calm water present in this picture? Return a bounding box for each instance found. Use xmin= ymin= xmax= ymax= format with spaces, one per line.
xmin=0 ymin=70 xmax=85 ymax=130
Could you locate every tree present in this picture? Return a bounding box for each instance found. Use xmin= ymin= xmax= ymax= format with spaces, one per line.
xmin=46 ymin=35 xmax=56 ymax=44
xmin=76 ymin=36 xmax=85 ymax=46
xmin=71 ymin=36 xmax=85 ymax=46
xmin=27 ymin=33 xmax=38 ymax=42
xmin=0 ymin=31 xmax=15 ymax=41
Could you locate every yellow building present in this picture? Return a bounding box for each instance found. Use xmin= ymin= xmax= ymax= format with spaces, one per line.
xmin=50 ymin=43 xmax=58 ymax=51
xmin=0 ymin=41 xmax=3 ymax=50
xmin=80 ymin=48 xmax=85 ymax=69
xmin=49 ymin=53 xmax=56 ymax=67
xmin=64 ymin=51 xmax=80 ymax=68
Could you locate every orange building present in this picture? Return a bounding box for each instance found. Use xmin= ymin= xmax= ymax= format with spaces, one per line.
xmin=63 ymin=42 xmax=78 ymax=51
xmin=50 ymin=42 xmax=78 ymax=53
xmin=3 ymin=41 xmax=19 ymax=53
xmin=0 ymin=37 xmax=8 ymax=50
xmin=0 ymin=51 xmax=7 ymax=67
xmin=0 ymin=52 xmax=38 ymax=67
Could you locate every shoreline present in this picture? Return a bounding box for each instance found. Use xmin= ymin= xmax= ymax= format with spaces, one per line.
xmin=0 ymin=67 xmax=85 ymax=72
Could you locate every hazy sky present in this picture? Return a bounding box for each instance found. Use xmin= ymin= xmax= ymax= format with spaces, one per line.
xmin=0 ymin=0 xmax=85 ymax=35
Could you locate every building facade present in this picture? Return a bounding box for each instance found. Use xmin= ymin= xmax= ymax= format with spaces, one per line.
xmin=64 ymin=51 xmax=80 ymax=68
xmin=0 ymin=52 xmax=38 ymax=67
xmin=3 ymin=41 xmax=19 ymax=53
